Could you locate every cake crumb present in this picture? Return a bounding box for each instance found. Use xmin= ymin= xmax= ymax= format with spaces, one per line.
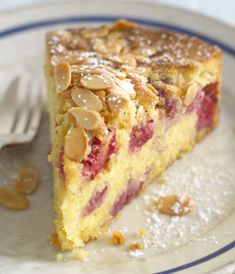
xmin=72 ymin=248 xmax=89 ymax=261
xmin=128 ymin=242 xmax=144 ymax=251
xmin=56 ymin=253 xmax=64 ymax=262
xmin=158 ymin=177 xmax=167 ymax=185
xmin=111 ymin=230 xmax=126 ymax=245
xmin=137 ymin=228 xmax=146 ymax=238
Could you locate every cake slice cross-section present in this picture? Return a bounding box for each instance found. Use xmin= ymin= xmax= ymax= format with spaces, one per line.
xmin=45 ymin=20 xmax=222 ymax=250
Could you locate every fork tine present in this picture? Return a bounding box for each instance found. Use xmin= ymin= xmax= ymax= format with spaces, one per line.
xmin=0 ymin=77 xmax=19 ymax=135
xmin=13 ymin=77 xmax=32 ymax=134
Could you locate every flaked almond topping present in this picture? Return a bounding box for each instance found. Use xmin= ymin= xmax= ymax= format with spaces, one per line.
xmin=80 ymin=74 xmax=114 ymax=90
xmin=0 ymin=187 xmax=30 ymax=210
xmin=71 ymin=86 xmax=103 ymax=112
xmin=132 ymin=46 xmax=156 ymax=57
xmin=54 ymin=62 xmax=71 ymax=92
xmin=111 ymin=230 xmax=126 ymax=245
xmin=184 ymin=83 xmax=200 ymax=106
xmin=69 ymin=107 xmax=102 ymax=130
xmin=120 ymin=55 xmax=137 ymax=68
xmin=64 ymin=124 xmax=88 ymax=162
xmin=13 ymin=165 xmax=38 ymax=194
xmin=81 ymin=27 xmax=109 ymax=39
xmin=111 ymin=19 xmax=137 ymax=30
xmin=156 ymin=195 xmax=194 ymax=216
xmin=107 ymin=95 xmax=128 ymax=111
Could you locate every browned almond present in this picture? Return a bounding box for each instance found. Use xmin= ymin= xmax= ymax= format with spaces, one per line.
xmin=54 ymin=62 xmax=71 ymax=92
xmin=80 ymin=74 xmax=114 ymax=90
xmin=111 ymin=19 xmax=137 ymax=30
xmin=0 ymin=187 xmax=30 ymax=210
xmin=107 ymin=95 xmax=128 ymax=111
xmin=184 ymin=83 xmax=199 ymax=106
xmin=64 ymin=124 xmax=88 ymax=162
xmin=71 ymin=86 xmax=103 ymax=112
xmin=156 ymin=195 xmax=194 ymax=216
xmin=69 ymin=107 xmax=102 ymax=130
xmin=13 ymin=165 xmax=38 ymax=194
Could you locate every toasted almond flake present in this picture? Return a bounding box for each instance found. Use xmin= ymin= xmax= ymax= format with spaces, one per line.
xmin=71 ymin=86 xmax=103 ymax=112
xmin=0 ymin=187 xmax=30 ymax=210
xmin=128 ymin=242 xmax=144 ymax=251
xmin=111 ymin=19 xmax=137 ymax=30
xmin=184 ymin=83 xmax=200 ymax=106
xmin=81 ymin=27 xmax=109 ymax=39
xmin=121 ymin=55 xmax=137 ymax=68
xmin=81 ymin=74 xmax=113 ymax=90
xmin=64 ymin=124 xmax=88 ymax=162
xmin=69 ymin=107 xmax=102 ymax=130
xmin=111 ymin=230 xmax=126 ymax=245
xmin=107 ymin=95 xmax=128 ymax=111
xmin=54 ymin=62 xmax=71 ymax=92
xmin=92 ymin=38 xmax=108 ymax=54
xmin=156 ymin=195 xmax=194 ymax=216
xmin=13 ymin=165 xmax=38 ymax=194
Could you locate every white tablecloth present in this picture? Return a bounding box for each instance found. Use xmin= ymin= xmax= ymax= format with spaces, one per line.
xmin=0 ymin=0 xmax=234 ymax=28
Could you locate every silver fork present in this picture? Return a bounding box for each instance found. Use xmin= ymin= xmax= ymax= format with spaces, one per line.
xmin=0 ymin=75 xmax=44 ymax=150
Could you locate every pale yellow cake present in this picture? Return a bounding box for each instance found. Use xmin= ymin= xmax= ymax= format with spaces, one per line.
xmin=45 ymin=20 xmax=222 ymax=251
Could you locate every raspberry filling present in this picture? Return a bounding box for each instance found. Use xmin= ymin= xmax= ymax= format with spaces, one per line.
xmin=111 ymin=180 xmax=144 ymax=216
xmin=129 ymin=120 xmax=154 ymax=153
xmin=186 ymin=82 xmax=218 ymax=130
xmin=158 ymin=90 xmax=177 ymax=119
xmin=197 ymin=83 xmax=218 ymax=130
xmin=82 ymin=186 xmax=108 ymax=217
xmin=82 ymin=133 xmax=118 ymax=181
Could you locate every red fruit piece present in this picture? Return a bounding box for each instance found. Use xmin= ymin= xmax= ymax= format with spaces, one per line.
xmin=82 ymin=132 xmax=118 ymax=181
xmin=197 ymin=83 xmax=218 ymax=130
xmin=112 ymin=180 xmax=144 ymax=216
xmin=82 ymin=186 xmax=108 ymax=217
xmin=158 ymin=90 xmax=177 ymax=119
xmin=129 ymin=120 xmax=154 ymax=153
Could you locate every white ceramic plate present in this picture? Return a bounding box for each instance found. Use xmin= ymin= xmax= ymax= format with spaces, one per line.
xmin=0 ymin=1 xmax=235 ymax=273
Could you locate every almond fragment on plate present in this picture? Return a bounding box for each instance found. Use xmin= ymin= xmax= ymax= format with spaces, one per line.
xmin=54 ymin=61 xmax=71 ymax=93
xmin=80 ymin=74 xmax=114 ymax=90
xmin=128 ymin=242 xmax=143 ymax=251
xmin=64 ymin=124 xmax=88 ymax=162
xmin=71 ymin=86 xmax=103 ymax=112
xmin=69 ymin=107 xmax=103 ymax=130
xmin=111 ymin=230 xmax=126 ymax=245
xmin=13 ymin=165 xmax=38 ymax=194
xmin=0 ymin=187 xmax=30 ymax=210
xmin=156 ymin=195 xmax=194 ymax=216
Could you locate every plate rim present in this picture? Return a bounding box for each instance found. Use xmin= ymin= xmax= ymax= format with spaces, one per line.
xmin=0 ymin=0 xmax=235 ymax=32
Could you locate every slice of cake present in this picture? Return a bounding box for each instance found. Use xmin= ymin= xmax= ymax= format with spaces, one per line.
xmin=45 ymin=20 xmax=222 ymax=250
